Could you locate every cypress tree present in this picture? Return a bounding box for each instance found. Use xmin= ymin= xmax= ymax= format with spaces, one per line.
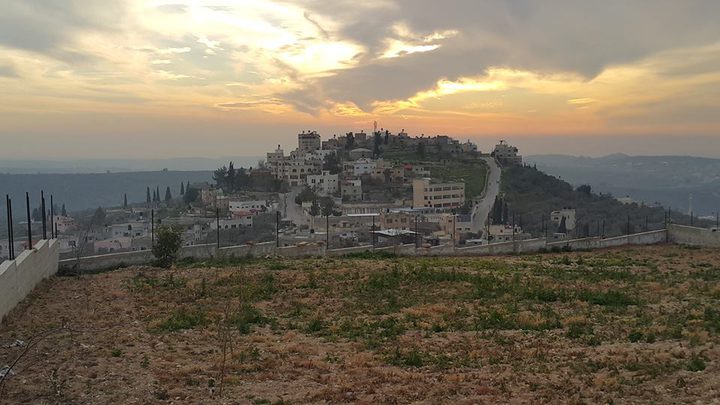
xmin=180 ymin=182 xmax=185 ymax=195
xmin=164 ymin=186 xmax=172 ymax=201
xmin=123 ymin=193 xmax=128 ymax=208
xmin=146 ymin=187 xmax=151 ymax=204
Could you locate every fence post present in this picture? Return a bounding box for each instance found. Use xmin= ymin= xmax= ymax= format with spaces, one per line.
xmin=50 ymin=195 xmax=54 ymax=238
xmin=41 ymin=190 xmax=47 ymax=240
xmin=25 ymin=192 xmax=32 ymax=250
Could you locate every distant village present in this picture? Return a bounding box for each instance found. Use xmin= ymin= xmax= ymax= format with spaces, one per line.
xmin=1 ymin=129 xmax=589 ymax=260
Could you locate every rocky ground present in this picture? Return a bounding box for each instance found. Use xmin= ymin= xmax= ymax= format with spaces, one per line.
xmin=1 ymin=245 xmax=719 ymax=404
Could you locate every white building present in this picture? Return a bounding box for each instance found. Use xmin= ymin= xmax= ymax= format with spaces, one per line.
xmin=229 ymin=200 xmax=270 ymax=214
xmin=210 ymin=216 xmax=253 ymax=230
xmin=550 ymin=208 xmax=576 ymax=232
xmin=346 ymin=158 xmax=377 ymax=176
xmin=307 ymin=171 xmax=339 ymax=196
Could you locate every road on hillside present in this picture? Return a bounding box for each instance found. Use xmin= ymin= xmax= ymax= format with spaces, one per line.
xmin=471 ymin=156 xmax=502 ymax=234
xmin=279 ymin=188 xmax=309 ymax=227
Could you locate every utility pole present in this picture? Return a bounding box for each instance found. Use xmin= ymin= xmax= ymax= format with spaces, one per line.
xmin=41 ymin=190 xmax=47 ymax=240
xmin=626 ymin=215 xmax=630 ymax=235
xmin=151 ymin=209 xmax=155 ymax=248
xmin=415 ymin=215 xmax=419 ymax=249
xmin=276 ymin=211 xmax=280 ymax=248
xmin=25 ymin=192 xmax=31 ymax=250
xmin=50 ymin=195 xmax=54 ymax=239
xmin=512 ymin=213 xmax=515 ymax=242
xmin=216 ymin=207 xmax=220 ymax=250
xmin=325 ymin=213 xmax=329 ymax=249
xmin=6 ymin=195 xmax=14 ymax=260
xmin=9 ymin=197 xmax=14 ymax=259
xmin=371 ymin=215 xmax=375 ymax=250
xmin=645 ymin=216 xmax=648 ymax=232
xmin=601 ymin=219 xmax=605 ymax=239
xmin=716 ymin=211 xmax=719 ymax=229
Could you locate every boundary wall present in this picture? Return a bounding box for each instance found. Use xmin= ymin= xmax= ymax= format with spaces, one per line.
xmin=0 ymin=239 xmax=59 ymax=321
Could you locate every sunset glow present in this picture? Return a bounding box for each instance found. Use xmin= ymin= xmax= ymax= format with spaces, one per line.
xmin=1 ymin=1 xmax=719 ymax=157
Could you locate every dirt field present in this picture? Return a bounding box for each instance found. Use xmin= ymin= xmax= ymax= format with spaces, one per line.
xmin=1 ymin=245 xmax=719 ymax=404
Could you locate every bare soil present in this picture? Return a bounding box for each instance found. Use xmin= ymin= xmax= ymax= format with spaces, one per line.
xmin=1 ymin=245 xmax=719 ymax=404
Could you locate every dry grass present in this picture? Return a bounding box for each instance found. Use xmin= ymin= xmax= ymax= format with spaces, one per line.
xmin=1 ymin=245 xmax=719 ymax=403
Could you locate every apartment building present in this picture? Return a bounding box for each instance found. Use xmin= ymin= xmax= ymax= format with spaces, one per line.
xmin=412 ymin=178 xmax=465 ymax=209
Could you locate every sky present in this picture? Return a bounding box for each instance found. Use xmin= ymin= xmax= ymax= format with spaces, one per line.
xmin=1 ymin=0 xmax=720 ymax=159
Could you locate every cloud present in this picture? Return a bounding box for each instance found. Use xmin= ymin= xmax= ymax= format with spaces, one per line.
xmin=0 ymin=64 xmax=18 ymax=78
xmin=283 ymin=0 xmax=720 ymax=112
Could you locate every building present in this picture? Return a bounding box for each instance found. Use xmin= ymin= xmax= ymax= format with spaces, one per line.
xmin=550 ymin=208 xmax=576 ymax=232
xmin=492 ymin=140 xmax=522 ymax=166
xmin=487 ymin=224 xmax=527 ymax=242
xmin=380 ymin=211 xmax=415 ymax=231
xmin=210 ymin=216 xmax=254 ymax=230
xmin=437 ymin=213 xmax=472 ymax=241
xmin=307 ymin=171 xmax=339 ymax=196
xmin=341 ymin=179 xmax=363 ymax=201
xmin=412 ymin=178 xmax=465 ymax=209
xmin=349 ymin=148 xmax=373 ymax=160
xmin=298 ymin=131 xmax=321 ymax=154
xmin=229 ymin=200 xmax=270 ymax=214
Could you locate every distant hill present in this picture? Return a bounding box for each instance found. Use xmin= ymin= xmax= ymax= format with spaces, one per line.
xmin=501 ymin=165 xmax=703 ymax=238
xmin=526 ymin=154 xmax=720 ymax=216
xmin=0 ymin=171 xmax=213 ymax=213
xmin=0 ymin=156 xmax=262 ymax=174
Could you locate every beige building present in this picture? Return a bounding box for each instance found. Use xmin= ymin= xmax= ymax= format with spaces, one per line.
xmin=298 ymin=131 xmax=321 ymax=154
xmin=492 ymin=140 xmax=522 ymax=166
xmin=412 ymin=178 xmax=465 ymax=209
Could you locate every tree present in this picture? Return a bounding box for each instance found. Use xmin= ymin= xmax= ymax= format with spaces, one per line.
xmin=417 ymin=142 xmax=426 ymax=159
xmin=61 ymin=204 xmax=67 ymax=217
xmin=92 ymin=207 xmax=106 ymax=226
xmin=152 ymin=225 xmax=183 ymax=268
xmin=146 ymin=187 xmax=151 ymax=204
xmin=323 ymin=153 xmax=341 ymax=175
xmin=180 ymin=182 xmax=185 ymax=195
xmin=184 ymin=186 xmax=199 ymax=204
xmin=227 ymin=161 xmax=236 ymax=189
xmin=320 ymin=197 xmax=336 ymax=217
xmin=309 ymin=199 xmax=320 ymax=216
xmin=123 ymin=193 xmax=128 ymax=208
xmin=156 ymin=186 xmax=161 ymax=202
xmin=373 ymin=132 xmax=382 ymax=157
xmin=576 ymin=184 xmax=592 ymax=195
xmin=164 ymin=186 xmax=172 ymax=201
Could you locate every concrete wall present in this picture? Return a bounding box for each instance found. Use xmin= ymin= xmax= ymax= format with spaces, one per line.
xmin=0 ymin=239 xmax=59 ymax=321
xmin=668 ymin=224 xmax=720 ymax=247
xmin=58 ymin=228 xmax=677 ymax=274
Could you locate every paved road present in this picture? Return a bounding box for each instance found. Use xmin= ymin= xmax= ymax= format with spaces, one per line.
xmin=279 ymin=188 xmax=309 ymax=227
xmin=471 ymin=156 xmax=502 ymax=234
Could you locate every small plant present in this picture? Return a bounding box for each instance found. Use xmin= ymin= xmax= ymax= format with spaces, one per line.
xmin=687 ymin=354 xmax=706 ymax=372
xmin=159 ymin=308 xmax=208 ymax=332
xmin=110 ymin=348 xmax=123 ymax=357
xmin=152 ymin=225 xmax=183 ymax=268
xmin=628 ymin=330 xmax=644 ymax=343
xmin=306 ymin=317 xmax=325 ymax=333
xmin=141 ymin=354 xmax=149 ymax=368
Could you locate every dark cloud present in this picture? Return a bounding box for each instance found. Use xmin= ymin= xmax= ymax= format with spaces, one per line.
xmin=0 ymin=0 xmax=127 ymax=60
xmin=284 ymin=0 xmax=720 ymax=112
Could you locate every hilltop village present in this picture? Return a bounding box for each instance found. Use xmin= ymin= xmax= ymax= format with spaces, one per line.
xmin=2 ymin=130 xmax=590 ymax=260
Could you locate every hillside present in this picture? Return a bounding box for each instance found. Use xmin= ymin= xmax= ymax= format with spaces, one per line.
xmin=0 ymin=171 xmax=213 ymax=213
xmin=501 ymin=165 xmax=704 ymax=237
xmin=526 ymin=154 xmax=720 ymax=215
xmin=1 ymin=246 xmax=718 ymax=403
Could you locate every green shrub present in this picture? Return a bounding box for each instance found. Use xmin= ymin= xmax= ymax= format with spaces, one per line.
xmin=152 ymin=225 xmax=183 ymax=268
